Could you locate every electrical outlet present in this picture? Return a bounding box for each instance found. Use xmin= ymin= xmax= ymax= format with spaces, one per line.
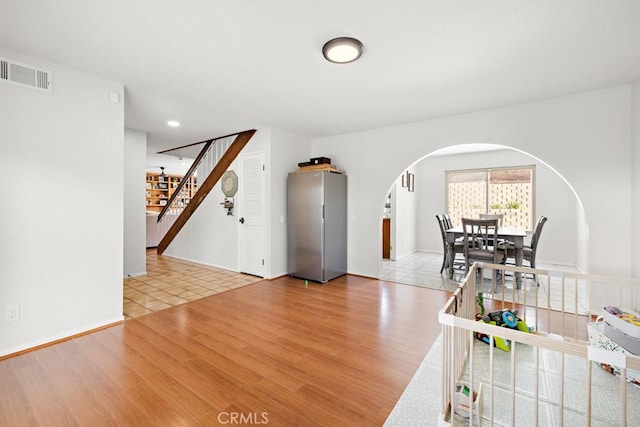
xmin=6 ymin=304 xmax=19 ymax=322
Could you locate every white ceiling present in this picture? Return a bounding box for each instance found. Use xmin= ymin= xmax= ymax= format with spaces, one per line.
xmin=2 ymin=1 xmax=640 ymax=153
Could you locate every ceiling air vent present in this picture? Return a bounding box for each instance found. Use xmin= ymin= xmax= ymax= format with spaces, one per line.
xmin=0 ymin=58 xmax=52 ymax=92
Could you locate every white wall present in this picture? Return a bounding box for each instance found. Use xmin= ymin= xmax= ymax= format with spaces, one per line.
xmin=124 ymin=129 xmax=147 ymax=277
xmin=389 ymin=186 xmax=397 ymax=260
xmin=391 ymin=168 xmax=418 ymax=260
xmin=414 ymin=149 xmax=579 ymax=267
xmin=0 ymin=50 xmax=124 ymax=356
xmin=311 ymin=85 xmax=633 ymax=278
xmin=632 ymin=81 xmax=640 ymax=279
xmin=269 ymin=128 xmax=312 ymax=278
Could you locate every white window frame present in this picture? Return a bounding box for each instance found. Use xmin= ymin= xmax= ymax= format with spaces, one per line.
xmin=445 ymin=165 xmax=536 ymax=231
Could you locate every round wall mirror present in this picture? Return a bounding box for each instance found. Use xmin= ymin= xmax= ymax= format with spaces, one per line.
xmin=221 ymin=170 xmax=238 ymax=197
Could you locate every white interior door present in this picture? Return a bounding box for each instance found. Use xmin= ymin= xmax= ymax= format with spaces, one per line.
xmin=238 ymin=151 xmax=265 ymax=277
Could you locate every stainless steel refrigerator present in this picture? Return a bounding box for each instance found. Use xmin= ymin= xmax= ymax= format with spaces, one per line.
xmin=287 ymin=171 xmax=347 ymax=283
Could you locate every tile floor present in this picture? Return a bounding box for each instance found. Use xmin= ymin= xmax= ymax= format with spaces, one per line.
xmin=380 ymin=251 xmax=461 ymax=291
xmin=380 ymin=251 xmax=585 ymax=313
xmin=380 ymin=251 xmax=578 ymax=290
xmin=123 ymin=249 xmax=264 ymax=319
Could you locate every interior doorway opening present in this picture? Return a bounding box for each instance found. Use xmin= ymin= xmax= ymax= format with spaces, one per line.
xmin=378 ymin=143 xmax=587 ymax=291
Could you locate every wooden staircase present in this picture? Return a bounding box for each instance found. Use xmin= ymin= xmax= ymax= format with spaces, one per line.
xmin=156 ymin=129 xmax=256 ymax=255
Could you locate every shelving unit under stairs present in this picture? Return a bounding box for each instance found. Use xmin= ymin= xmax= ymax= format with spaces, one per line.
xmin=146 ymin=172 xmax=197 ymax=248
xmin=146 ymin=172 xmax=197 ymax=213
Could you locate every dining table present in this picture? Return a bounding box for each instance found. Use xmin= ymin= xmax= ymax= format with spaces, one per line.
xmin=445 ymin=225 xmax=527 ymax=288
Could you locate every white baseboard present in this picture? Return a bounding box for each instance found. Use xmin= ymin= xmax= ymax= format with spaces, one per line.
xmin=0 ymin=315 xmax=124 ymax=358
xmin=161 ymin=253 xmax=237 ymax=273
xmin=123 ymin=271 xmax=147 ymax=279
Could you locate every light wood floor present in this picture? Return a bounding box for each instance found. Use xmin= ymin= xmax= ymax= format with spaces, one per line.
xmin=1 ymin=264 xmax=451 ymax=426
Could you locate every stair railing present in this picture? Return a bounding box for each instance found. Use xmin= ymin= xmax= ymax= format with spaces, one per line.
xmin=155 ymin=129 xmax=256 ymax=254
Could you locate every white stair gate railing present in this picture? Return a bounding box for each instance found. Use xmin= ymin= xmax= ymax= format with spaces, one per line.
xmin=438 ymin=263 xmax=640 ymax=427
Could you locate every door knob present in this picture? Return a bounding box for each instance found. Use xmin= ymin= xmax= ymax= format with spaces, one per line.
xmin=239 ymin=217 xmax=245 ymax=224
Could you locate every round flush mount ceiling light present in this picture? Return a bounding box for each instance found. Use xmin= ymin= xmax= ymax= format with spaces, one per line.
xmin=322 ymin=37 xmax=363 ymax=64
xmin=167 ymin=120 xmax=180 ymax=127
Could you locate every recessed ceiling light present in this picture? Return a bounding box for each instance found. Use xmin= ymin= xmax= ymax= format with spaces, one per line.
xmin=167 ymin=120 xmax=180 ymax=127
xmin=322 ymin=37 xmax=363 ymax=64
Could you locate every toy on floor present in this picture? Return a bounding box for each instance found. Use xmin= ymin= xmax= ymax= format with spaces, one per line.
xmin=476 ymin=309 xmax=533 ymax=352
xmin=476 ymin=292 xmax=485 ymax=317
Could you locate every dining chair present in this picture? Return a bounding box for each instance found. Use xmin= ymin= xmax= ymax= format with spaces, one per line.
xmin=443 ymin=212 xmax=454 ymax=229
xmin=462 ymin=217 xmax=506 ymax=289
xmin=504 ymin=215 xmax=548 ymax=270
xmin=479 ymin=213 xmax=505 ymax=247
xmin=436 ymin=214 xmax=464 ymax=274
xmin=479 ymin=213 xmax=504 ymax=226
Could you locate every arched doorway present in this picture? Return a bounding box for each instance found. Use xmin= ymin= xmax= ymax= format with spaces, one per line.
xmin=378 ymin=143 xmax=587 ymax=290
